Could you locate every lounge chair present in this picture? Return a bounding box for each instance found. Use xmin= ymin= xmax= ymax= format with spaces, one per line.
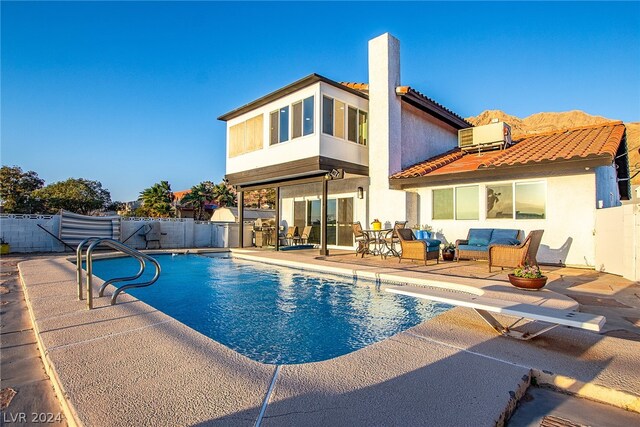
xmin=488 ymin=230 xmax=544 ymax=272
xmin=386 ymin=285 xmax=605 ymax=340
xmin=352 ymin=222 xmax=371 ymax=257
xmin=284 ymin=226 xmax=298 ymax=246
xmin=396 ymin=229 xmax=440 ymax=265
xmin=299 ymin=225 xmax=313 ymax=244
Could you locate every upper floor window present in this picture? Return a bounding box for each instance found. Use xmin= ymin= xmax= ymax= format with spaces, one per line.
xmin=272 ymin=96 xmax=314 ymax=145
xmin=270 ymin=106 xmax=289 ymax=145
xmin=323 ymin=95 xmax=367 ymax=145
xmin=229 ymin=114 xmax=263 ymax=158
xmin=302 ymin=96 xmax=314 ymax=136
xmin=293 ymin=97 xmax=315 ymax=139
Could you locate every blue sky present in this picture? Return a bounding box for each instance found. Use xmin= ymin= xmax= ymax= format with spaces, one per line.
xmin=2 ymin=1 xmax=639 ymax=202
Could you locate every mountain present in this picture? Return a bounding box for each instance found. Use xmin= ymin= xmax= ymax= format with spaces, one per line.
xmin=466 ymin=110 xmax=640 ymax=185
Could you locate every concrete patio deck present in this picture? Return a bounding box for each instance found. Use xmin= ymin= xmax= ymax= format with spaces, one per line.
xmin=8 ymin=250 xmax=640 ymax=426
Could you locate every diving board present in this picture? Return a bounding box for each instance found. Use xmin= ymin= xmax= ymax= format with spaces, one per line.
xmin=386 ymin=285 xmax=605 ymax=340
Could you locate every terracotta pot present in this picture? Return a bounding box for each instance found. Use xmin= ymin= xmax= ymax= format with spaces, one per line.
xmin=442 ymin=251 xmax=455 ymax=261
xmin=508 ymin=274 xmax=547 ymax=290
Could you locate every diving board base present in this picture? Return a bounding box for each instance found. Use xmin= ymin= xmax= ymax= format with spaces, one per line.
xmin=474 ymin=309 xmax=559 ymax=340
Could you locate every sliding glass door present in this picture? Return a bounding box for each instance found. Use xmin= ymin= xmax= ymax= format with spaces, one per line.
xmin=293 ymin=197 xmax=354 ymax=246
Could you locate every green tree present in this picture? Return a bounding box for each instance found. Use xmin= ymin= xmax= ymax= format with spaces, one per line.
xmin=213 ymin=181 xmax=237 ymax=207
xmin=138 ymin=181 xmax=175 ymax=218
xmin=180 ymin=181 xmax=215 ymax=220
xmin=0 ymin=165 xmax=45 ymax=213
xmin=33 ymin=178 xmax=112 ymax=215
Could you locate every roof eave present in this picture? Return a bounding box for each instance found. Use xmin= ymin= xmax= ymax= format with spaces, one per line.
xmin=389 ymin=156 xmax=612 ymax=189
xmin=398 ymin=89 xmax=471 ymax=130
xmin=218 ymin=74 xmax=368 ymax=122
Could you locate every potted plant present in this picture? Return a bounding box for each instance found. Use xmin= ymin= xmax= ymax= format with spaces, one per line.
xmin=371 ymin=218 xmax=381 ymax=231
xmin=508 ymin=265 xmax=548 ymax=290
xmin=441 ymin=242 xmax=455 ymax=261
xmin=0 ymin=237 xmax=9 ymax=255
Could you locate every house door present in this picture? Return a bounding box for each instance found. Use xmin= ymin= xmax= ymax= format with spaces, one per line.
xmin=301 ymin=197 xmax=353 ymax=246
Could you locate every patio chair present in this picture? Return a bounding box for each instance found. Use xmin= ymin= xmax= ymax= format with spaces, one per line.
xmin=383 ymin=221 xmax=407 ymax=257
xmin=139 ymin=221 xmax=166 ymax=249
xmin=488 ymin=230 xmax=544 ymax=272
xmin=396 ymin=228 xmax=440 ymax=265
xmin=299 ymin=225 xmax=313 ymax=244
xmin=352 ymin=222 xmax=371 ymax=257
xmin=284 ymin=225 xmax=298 ymax=246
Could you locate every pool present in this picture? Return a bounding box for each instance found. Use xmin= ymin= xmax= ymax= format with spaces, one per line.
xmin=91 ymin=254 xmax=451 ymax=364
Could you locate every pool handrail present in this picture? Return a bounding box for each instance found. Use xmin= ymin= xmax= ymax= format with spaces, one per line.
xmin=77 ymin=238 xmax=161 ymax=309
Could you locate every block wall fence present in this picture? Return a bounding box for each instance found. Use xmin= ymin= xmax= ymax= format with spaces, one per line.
xmin=0 ymin=214 xmax=253 ymax=253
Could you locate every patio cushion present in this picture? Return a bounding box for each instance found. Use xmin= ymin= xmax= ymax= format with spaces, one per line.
xmin=468 ymin=229 xmax=493 ymax=246
xmin=490 ymin=237 xmax=520 ymax=246
xmin=421 ymin=238 xmax=441 ymax=248
xmin=491 ymin=229 xmax=519 ymax=242
xmin=458 ymin=244 xmax=489 ymax=252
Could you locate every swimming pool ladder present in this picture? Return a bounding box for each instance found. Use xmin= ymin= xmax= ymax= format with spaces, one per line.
xmin=76 ymin=237 xmax=161 ymax=309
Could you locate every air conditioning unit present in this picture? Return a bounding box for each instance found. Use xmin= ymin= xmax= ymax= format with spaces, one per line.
xmin=458 ymin=121 xmax=512 ymax=152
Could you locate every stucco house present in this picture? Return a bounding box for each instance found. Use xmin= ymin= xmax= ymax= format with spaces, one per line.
xmin=218 ymin=33 xmax=630 ymax=267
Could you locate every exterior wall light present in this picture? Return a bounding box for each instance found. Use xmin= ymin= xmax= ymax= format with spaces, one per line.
xmin=357 ymin=187 xmax=364 ymax=199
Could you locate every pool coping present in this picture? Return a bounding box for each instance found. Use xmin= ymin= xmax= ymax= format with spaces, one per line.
xmin=18 ymin=251 xmax=640 ymax=426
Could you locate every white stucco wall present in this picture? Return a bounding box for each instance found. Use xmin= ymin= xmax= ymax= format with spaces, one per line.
xmin=412 ymin=173 xmax=597 ymax=267
xmin=594 ymin=204 xmax=639 ymax=281
xmin=400 ymin=102 xmax=459 ymax=170
xmin=595 ymin=164 xmax=621 ymax=208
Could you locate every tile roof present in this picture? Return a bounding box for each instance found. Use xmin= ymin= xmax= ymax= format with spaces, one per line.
xmin=390 ymin=121 xmax=625 ymax=180
xmin=340 ymin=82 xmax=369 ymax=93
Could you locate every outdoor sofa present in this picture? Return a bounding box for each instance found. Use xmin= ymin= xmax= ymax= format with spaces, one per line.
xmin=455 ymin=228 xmax=520 ymax=262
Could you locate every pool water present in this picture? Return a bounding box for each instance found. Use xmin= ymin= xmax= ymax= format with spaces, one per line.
xmin=91 ymin=254 xmax=451 ymax=364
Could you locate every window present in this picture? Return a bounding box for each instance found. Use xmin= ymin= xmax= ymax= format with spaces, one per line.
xmin=335 ymin=100 xmax=345 ymax=139
xmin=433 ymin=188 xmax=453 ymax=220
xmin=486 ymin=183 xmax=513 ymax=219
xmin=322 ymin=95 xmax=367 ymax=144
xmin=515 ymin=182 xmax=545 ymax=219
xmin=269 ymin=111 xmax=279 ymax=145
xmin=303 ymin=96 xmax=314 ymax=136
xmin=347 ymin=106 xmax=357 ymax=142
xmin=358 ymin=111 xmax=368 ymax=145
xmin=322 ymin=96 xmax=333 ymax=135
xmin=292 ymin=101 xmax=302 ymax=139
xmin=228 ymin=114 xmax=263 ymax=157
xmin=279 ymin=106 xmax=289 ymax=143
xmin=455 ymin=186 xmax=479 ymax=220
xmin=270 ymin=106 xmax=290 ymax=144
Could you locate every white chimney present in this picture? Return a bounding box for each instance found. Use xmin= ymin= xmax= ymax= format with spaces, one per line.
xmin=367 ymin=33 xmax=411 ymax=224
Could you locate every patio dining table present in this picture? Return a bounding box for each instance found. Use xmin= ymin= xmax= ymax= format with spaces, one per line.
xmin=363 ymin=228 xmax=393 ymax=257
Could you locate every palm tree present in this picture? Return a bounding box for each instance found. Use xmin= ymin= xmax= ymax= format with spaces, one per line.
xmin=212 ymin=182 xmax=237 ymax=207
xmin=139 ymin=181 xmax=175 ymax=217
xmin=181 ymin=181 xmax=215 ymax=220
